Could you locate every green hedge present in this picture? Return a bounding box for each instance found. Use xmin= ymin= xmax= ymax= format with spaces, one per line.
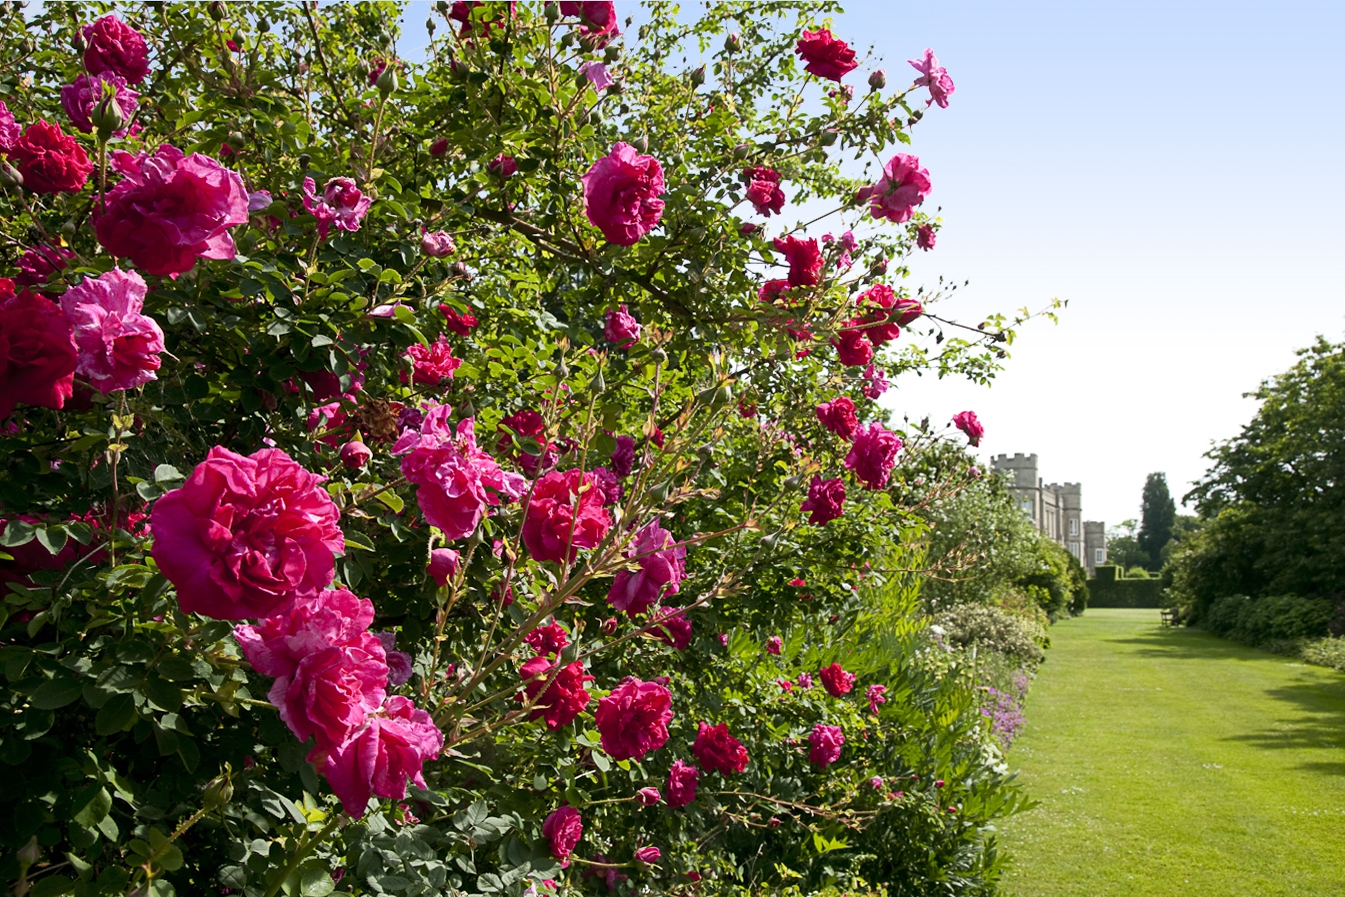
xmin=1202 ymin=594 xmax=1334 ymax=645
xmin=1088 ymin=565 xmax=1165 ymax=608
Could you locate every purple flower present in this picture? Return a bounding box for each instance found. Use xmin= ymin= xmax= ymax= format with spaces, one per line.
xmin=247 ymin=190 xmax=273 ymax=212
xmin=908 ymin=48 xmax=955 ymax=109
xmin=302 ymin=176 xmax=372 ymax=239
xmin=0 ymin=101 xmax=19 ymax=152
xmin=375 ymin=632 xmax=416 ymax=687
xmin=60 ymin=72 xmax=139 ymax=136
xmin=610 ymin=434 xmax=636 ymax=478
xmin=581 ymin=61 xmax=614 ymax=92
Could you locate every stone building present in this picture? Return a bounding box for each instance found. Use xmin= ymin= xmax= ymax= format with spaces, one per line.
xmin=990 ymin=453 xmax=1107 ymax=576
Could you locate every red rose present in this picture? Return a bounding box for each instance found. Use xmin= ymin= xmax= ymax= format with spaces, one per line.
xmin=81 ymin=14 xmax=150 ymax=84
xmin=405 ymin=335 xmax=462 ymax=386
xmin=692 ymin=721 xmax=749 ymax=775
xmin=772 ymin=235 xmax=823 ymax=287
xmin=795 ymin=28 xmax=858 ymax=82
xmin=522 ymin=469 xmax=612 ymax=564
xmin=594 ymin=676 xmax=673 ymax=761
xmin=815 ymin=396 xmax=858 ymax=440
xmin=0 ymin=282 xmax=77 ymax=420
xmin=542 ymin=806 xmax=583 ymax=859
xmin=520 ymin=656 xmax=593 ymax=730
xmin=10 ymin=120 xmax=94 ymax=194
xmin=744 ymin=167 xmax=786 ymax=217
xmin=832 ymin=326 xmax=874 ymax=367
xmin=855 ymin=283 xmax=902 ymax=347
xmin=524 ymin=621 xmax=571 ymax=657
xmin=666 ymin=759 xmax=699 ymax=807
xmin=560 ymin=1 xmax=620 ymax=45
xmin=819 ymin=662 xmax=856 ymax=697
xmin=438 ymin=304 xmax=478 ymax=336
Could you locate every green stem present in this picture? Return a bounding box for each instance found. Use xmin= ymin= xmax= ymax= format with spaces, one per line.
xmin=262 ymin=813 xmax=342 ymax=897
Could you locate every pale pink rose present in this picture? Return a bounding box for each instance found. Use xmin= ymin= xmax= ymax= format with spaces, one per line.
xmin=580 ymin=61 xmax=614 ymax=91
xmin=582 ymin=143 xmax=665 ymax=246
xmin=856 ymin=154 xmax=931 ymax=224
xmin=608 ymin=519 xmax=686 ymax=617
xmin=302 ymin=176 xmax=372 ymax=239
xmin=908 ymin=48 xmax=955 ymax=108
xmin=320 ymin=696 xmax=444 ymax=817
xmin=58 ymin=268 xmax=164 ymax=394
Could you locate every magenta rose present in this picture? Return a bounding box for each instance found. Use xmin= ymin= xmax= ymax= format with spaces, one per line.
xmin=651 ymin=606 xmax=693 ymax=651
xmin=560 ymin=1 xmax=620 ymax=44
xmin=525 ymin=621 xmax=570 ymax=657
xmin=60 ymin=72 xmax=139 ymax=136
xmin=319 ymin=696 xmax=444 ymax=817
xmin=520 ymin=656 xmax=594 ymax=730
xmin=11 ymin=120 xmax=94 ymax=195
xmin=909 ymin=48 xmax=956 ymax=109
xmin=634 ymin=846 xmax=661 ymax=865
xmin=857 ymin=154 xmax=932 ymax=224
xmin=610 ymin=434 xmax=636 ymax=478
xmin=373 ymin=632 xmax=414 ymax=687
xmin=487 ymin=153 xmax=518 ymax=177
xmin=0 ymin=281 xmax=77 ymax=420
xmin=952 ymin=410 xmax=984 ymax=447
xmin=744 ymin=167 xmax=786 ymax=217
xmin=692 ymin=721 xmax=749 ymax=775
xmin=591 ymin=466 xmax=622 ymax=506
xmin=405 ymin=336 xmax=462 ymax=385
xmin=522 ymin=468 xmax=612 ymax=564
xmin=816 ymin=396 xmax=858 ymax=440
xmin=795 ymin=28 xmax=858 ymax=82
xmin=819 ymin=662 xmax=856 ymax=697
xmin=95 ymin=145 xmax=248 ymax=277
xmin=666 ymin=759 xmax=699 ymax=807
xmin=234 ymin=588 xmax=376 ymax=679
xmin=59 ymin=268 xmax=164 ymax=394
xmin=16 ymin=245 xmax=76 ymax=290
xmin=542 ymin=806 xmax=583 ymax=859
xmin=272 ymin=635 xmax=388 ymax=750
xmin=862 ymin=364 xmax=890 ymax=400
xmin=427 ymin=548 xmax=461 ymax=585
xmin=608 ymin=519 xmax=686 ymax=617
xmin=497 ymin=408 xmax=557 ymax=477
xmin=800 ymin=476 xmax=846 ymax=526
xmin=438 ymin=304 xmax=477 ymax=336
xmin=582 ymin=142 xmax=665 ymax=246
xmin=917 ymin=224 xmax=937 ymax=251
xmin=766 ymin=635 xmax=783 ymax=655
xmin=604 ymin=304 xmax=642 ymax=349
xmin=845 ymin=422 xmax=903 ymax=491
xmin=773 ymin=235 xmax=824 ymax=287
xmin=867 ymin=683 xmax=888 ymax=713
xmin=340 ymin=440 xmax=372 ymax=470
xmin=832 ymin=327 xmax=874 ymax=367
xmin=856 ymin=283 xmax=902 ymax=346
xmin=302 ymin=176 xmax=372 ymax=239
xmin=636 ymin=786 xmax=661 ymax=806
xmin=595 ymin=676 xmax=673 ymax=761
xmin=0 ymin=101 xmax=18 ymax=152
xmin=808 ymin=723 xmax=845 ymax=768
xmin=150 ymin=446 xmax=345 ymax=620
xmin=81 ymin=14 xmax=151 ymax=84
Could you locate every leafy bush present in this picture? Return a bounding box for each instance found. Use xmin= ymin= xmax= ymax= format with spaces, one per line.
xmin=933 ymin=605 xmax=1046 ymax=668
xmin=1201 ymin=594 xmax=1334 ymax=645
xmin=1300 ymin=637 xmax=1345 ymax=673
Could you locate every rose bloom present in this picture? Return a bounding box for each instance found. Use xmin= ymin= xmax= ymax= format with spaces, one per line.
xmin=608 ymin=519 xmax=686 ymax=617
xmin=59 ymin=268 xmax=164 ymax=394
xmin=832 ymin=326 xmax=874 ymax=367
xmin=0 ymin=280 xmax=77 ymax=420
xmin=744 ymin=167 xmax=786 ymax=217
xmin=0 ymin=101 xmax=18 ymax=152
xmin=11 ymin=120 xmax=94 ymax=195
xmin=766 ymin=635 xmax=783 ymax=655
xmin=561 ymin=1 xmax=619 ymax=43
xmin=150 ymin=446 xmax=345 ymax=620
xmin=487 ymin=153 xmax=518 ymax=177
xmin=95 ymin=145 xmax=248 ymax=277
xmin=429 ymin=137 xmax=449 ymax=156
xmin=542 ymin=806 xmax=583 ymax=860
xmin=582 ymin=142 xmax=665 ymax=246
xmin=636 ymin=786 xmax=661 ymax=806
xmin=952 ymin=410 xmax=984 ymax=447
xmin=15 ymin=245 xmax=73 ymax=290
xmin=845 ymin=422 xmax=903 ymax=491
xmin=917 ymin=224 xmax=937 ymax=251
xmin=819 ymin=662 xmax=856 ymax=697
xmin=857 ymin=154 xmax=932 ymax=224
xmin=909 ymin=48 xmax=956 ymax=109
xmin=594 ymin=676 xmax=673 ymax=761
xmin=374 ymin=632 xmax=415 ymax=687
xmin=591 ymin=467 xmax=622 ymax=506
xmin=666 ymin=759 xmax=699 ymax=807
xmin=800 ymin=476 xmax=846 ymax=526
xmin=651 ymin=606 xmax=693 ymax=651
xmin=272 ymin=634 xmax=388 ymax=751
xmin=81 ymin=14 xmax=150 ymax=84
xmin=634 ymin=846 xmax=661 ymax=865
xmin=773 ymin=235 xmax=823 ymax=287
xmin=60 ymin=72 xmax=139 ymax=137
xmin=692 ymin=721 xmax=749 ymax=775
xmin=797 ymin=672 xmax=813 ymax=688
xmin=523 ymin=469 xmax=612 ymax=564
xmin=525 ymin=621 xmax=570 ymax=657
xmin=580 ymin=60 xmax=614 ymax=91
xmin=520 ymin=657 xmax=594 ymax=730
xmin=795 ymin=28 xmax=858 ymax=82
xmin=302 ymin=176 xmax=372 ymax=239
xmin=816 ymin=396 xmax=858 ymax=440
xmin=808 ymin=723 xmax=845 ymax=768
xmin=340 ymin=440 xmax=372 ymax=470
xmin=421 ymin=230 xmax=456 ymax=258
xmin=855 ymin=283 xmax=902 ymax=346
xmin=438 ymin=304 xmax=477 ymax=336
xmin=497 ymin=408 xmax=557 ymax=477
xmin=604 ymin=304 xmax=641 ymax=349
xmin=867 ymin=683 xmax=888 ymax=714
xmin=610 ymin=434 xmax=636 ymax=477
xmin=427 ymin=548 xmax=461 ymax=586
xmin=862 ymin=364 xmax=890 ymax=400
xmin=319 ymin=696 xmax=444 ymax=818
xmin=234 ymin=588 xmax=376 ymax=679
xmin=405 ymin=336 xmax=462 ymax=386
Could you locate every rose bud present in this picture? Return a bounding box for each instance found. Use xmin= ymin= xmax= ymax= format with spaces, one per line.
xmin=869 ymin=68 xmax=887 ymax=91
xmin=340 ymin=440 xmax=372 ymax=469
xmin=420 ymin=230 xmax=456 ymax=257
xmin=427 ymin=548 xmax=461 ymax=586
xmin=635 ymin=787 xmax=661 ymax=806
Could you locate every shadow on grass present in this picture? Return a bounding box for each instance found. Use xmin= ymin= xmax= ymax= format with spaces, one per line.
xmin=1103 ymin=627 xmax=1267 ymax=662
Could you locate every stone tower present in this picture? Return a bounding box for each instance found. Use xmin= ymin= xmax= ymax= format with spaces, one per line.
xmin=991 ymin=454 xmax=1107 ymax=577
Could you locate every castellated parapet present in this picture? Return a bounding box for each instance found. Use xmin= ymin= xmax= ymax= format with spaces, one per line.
xmin=991 ymin=459 xmax=1105 ymax=576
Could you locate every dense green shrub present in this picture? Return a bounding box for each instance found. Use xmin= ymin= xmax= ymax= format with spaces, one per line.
xmin=1300 ymin=637 xmax=1345 ymax=673
xmin=1201 ymin=594 xmax=1333 ymax=645
xmin=932 ymin=605 xmax=1045 ymax=668
xmin=1087 ymin=565 xmax=1163 ymax=608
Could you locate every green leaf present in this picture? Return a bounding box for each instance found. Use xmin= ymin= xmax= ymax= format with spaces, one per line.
xmin=30 ymin=876 xmax=75 ymax=897
xmin=35 ymin=526 xmax=67 ymax=556
xmin=0 ymin=519 xmax=36 ymax=548
xmin=374 ymin=491 xmax=404 ymax=514
xmin=95 ymin=693 xmax=137 ymax=735
xmin=344 ymin=531 xmax=376 ymax=551
xmin=154 ymin=464 xmax=184 ymax=486
xmin=72 ymin=787 xmax=112 ymax=827
xmin=31 ymin=677 xmax=83 ymax=709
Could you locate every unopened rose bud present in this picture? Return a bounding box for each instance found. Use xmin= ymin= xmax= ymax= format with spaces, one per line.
xmin=604 ymin=44 xmax=619 ymax=62
xmin=689 ymin=65 xmax=706 ymax=87
xmin=724 ymin=32 xmax=741 ymax=53
xmin=426 ymin=17 xmax=435 ymax=35
xmin=420 ymin=230 xmax=456 ymax=258
xmin=427 ymin=548 xmax=460 ymax=586
xmin=429 ymin=138 xmax=448 ymax=157
xmin=376 ymin=64 xmax=399 ymax=95
xmin=226 ymin=130 xmax=246 ymax=148
xmin=340 ymin=440 xmax=372 ymax=469
xmin=553 ymin=359 xmax=569 ymax=380
xmin=544 ymin=2 xmax=560 ymax=21
xmin=258 ymin=17 xmax=271 ymax=32
xmin=0 ymin=161 xmax=22 ymax=189
xmin=297 ymin=152 xmax=311 ymax=168
xmin=16 ymin=836 xmax=40 ymax=870
xmin=732 ymin=143 xmax=751 ymax=160
xmin=208 ymin=0 xmax=225 ymax=21
xmin=868 ymin=68 xmax=886 ymax=90
xmin=203 ymin=776 xmax=234 ymax=807
xmin=71 ymin=29 xmax=88 ymax=52
xmin=434 ymin=0 xmax=450 ymax=11
xmin=631 ymin=134 xmax=649 ymax=153
xmin=650 ymin=346 xmax=668 ymax=364
xmin=92 ymin=96 xmax=126 ymax=140
xmin=601 ymin=617 xmax=618 ymax=635
xmin=739 ymin=222 xmax=758 ymax=236
xmin=636 ymin=787 xmax=661 ymax=806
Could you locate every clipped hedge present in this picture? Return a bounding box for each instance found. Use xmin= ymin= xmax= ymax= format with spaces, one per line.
xmin=1202 ymin=594 xmax=1334 ymax=645
xmin=1087 ymin=565 xmax=1164 ymax=608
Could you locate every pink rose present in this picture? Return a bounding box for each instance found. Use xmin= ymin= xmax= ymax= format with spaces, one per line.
xmin=580 ymin=61 xmax=614 ymax=91
xmin=520 ymin=657 xmax=594 ymax=730
xmin=610 ymin=434 xmax=636 ymax=478
xmin=800 ymin=476 xmax=846 ymax=526
xmin=16 ymin=245 xmax=76 ymax=289
xmin=405 ymin=336 xmax=462 ymax=386
xmin=908 ymin=48 xmax=955 ymax=109
xmin=816 ymin=396 xmax=858 ymax=440
xmin=487 ymin=153 xmax=518 ymax=177
xmin=0 ymin=281 xmax=77 ymax=420
xmin=869 ymin=776 xmax=884 ymax=790
xmin=497 ymin=409 xmax=557 ymax=477
xmin=795 ymin=28 xmax=858 ymax=82
xmin=374 ymin=632 xmax=415 ymax=687
xmin=808 ymin=723 xmax=844 ymax=768
xmin=594 ymin=676 xmax=673 ymax=761
xmin=438 ymin=304 xmax=478 ymax=336
xmin=60 ymin=73 xmax=138 ymax=136
xmin=421 ymin=230 xmax=456 ymax=257
xmin=95 ymin=145 xmax=248 ymax=276
xmin=234 ymin=588 xmax=376 ymax=678
xmin=636 ymin=786 xmax=661 ymax=806
xmin=522 ymin=469 xmax=612 ymax=564
xmin=819 ymin=662 xmax=855 ymax=697
xmin=0 ymin=101 xmax=18 ymax=152
xmin=81 ymin=14 xmax=150 ymax=84
xmin=952 ymin=410 xmax=984 ymax=447
xmin=916 ymin=224 xmax=937 ymax=251
xmin=302 ymin=176 xmax=372 ymax=239
xmin=429 ymin=138 xmax=449 ymax=156
xmin=560 ymin=1 xmax=620 ymax=44
xmin=524 ymin=621 xmax=570 ymax=657
xmin=766 ymin=635 xmax=782 ymax=655
xmin=542 ymin=806 xmax=583 ymax=859
xmin=773 ymin=235 xmax=823 ymax=287
xmin=591 ymin=466 xmax=622 ymax=506
xmin=894 ymin=297 xmax=924 ymax=326
xmin=608 ymin=519 xmax=686 ymax=617
xmin=861 ymin=364 xmax=890 ymax=399
xmin=857 ymin=154 xmax=931 ymax=224
xmin=604 ymin=304 xmax=641 ymax=349
xmin=651 ymin=606 xmax=693 ymax=651
xmin=59 ymin=268 xmax=164 ymax=394
xmin=10 ymin=120 xmax=94 ymax=195
xmin=319 ymin=696 xmax=444 ymax=817
xmin=666 ymin=759 xmax=699 ymax=807
xmin=582 ymin=143 xmax=665 ymax=246
xmin=340 ymin=440 xmax=372 ymax=469
xmin=272 ymin=634 xmax=388 ymax=750
xmin=832 ymin=327 xmax=874 ymax=367
xmin=855 ymin=283 xmax=902 ymax=347
xmin=867 ymin=683 xmax=887 ymax=714
xmin=744 ymin=167 xmax=785 ymax=217
xmin=150 ymin=446 xmax=345 ymax=620
xmin=427 ymin=548 xmax=461 ymax=585
xmin=797 ymin=672 xmax=813 ymax=688
xmin=634 ymin=846 xmax=661 ymax=865
xmin=692 ymin=721 xmax=749 ymax=775
xmin=845 ymin=422 xmax=902 ymax=490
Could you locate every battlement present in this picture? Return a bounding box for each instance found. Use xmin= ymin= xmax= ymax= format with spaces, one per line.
xmin=992 ymin=453 xmax=1038 ymax=465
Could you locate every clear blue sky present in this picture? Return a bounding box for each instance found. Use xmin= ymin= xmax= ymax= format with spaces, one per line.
xmin=402 ymin=1 xmax=1345 ymax=528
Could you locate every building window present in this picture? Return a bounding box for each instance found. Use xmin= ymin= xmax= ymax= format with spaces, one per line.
xmin=1069 ymin=519 xmax=1078 ymax=536
xmin=1069 ymin=542 xmax=1079 ymax=558
xmin=1094 ymin=548 xmax=1106 ymax=565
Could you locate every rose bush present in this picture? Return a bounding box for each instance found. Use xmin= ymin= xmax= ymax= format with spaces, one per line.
xmin=0 ymin=4 xmax=1059 ymax=897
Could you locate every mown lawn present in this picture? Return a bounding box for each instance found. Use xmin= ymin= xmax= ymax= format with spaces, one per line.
xmin=1001 ymin=608 xmax=1345 ymax=897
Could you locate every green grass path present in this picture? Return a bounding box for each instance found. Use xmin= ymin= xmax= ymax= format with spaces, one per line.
xmin=1000 ymin=608 xmax=1345 ymax=896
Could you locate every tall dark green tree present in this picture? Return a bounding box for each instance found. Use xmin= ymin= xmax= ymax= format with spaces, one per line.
xmin=1137 ymin=472 xmax=1176 ymax=570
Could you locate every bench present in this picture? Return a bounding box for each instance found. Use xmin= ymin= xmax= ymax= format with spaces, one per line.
xmin=1159 ymin=608 xmax=1179 ymax=627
